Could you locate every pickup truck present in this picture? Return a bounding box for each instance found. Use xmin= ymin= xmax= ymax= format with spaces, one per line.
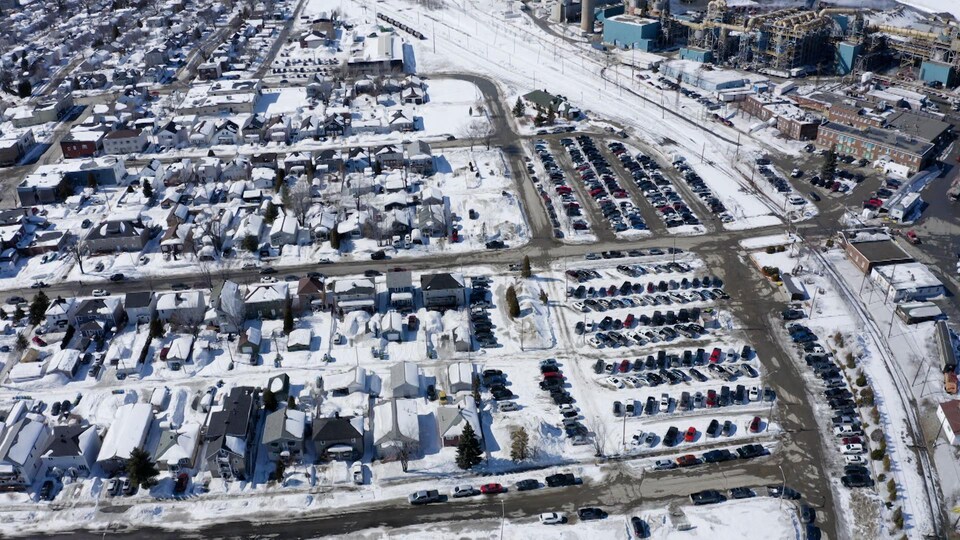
xmin=408 ymin=489 xmax=442 ymax=505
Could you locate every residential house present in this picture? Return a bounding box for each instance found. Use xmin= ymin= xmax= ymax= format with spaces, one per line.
xmin=447 ymin=362 xmax=475 ymax=394
xmin=312 ymin=414 xmax=365 ymax=461
xmin=314 ymin=148 xmax=344 ymax=172
xmin=212 ymin=280 xmax=245 ymax=333
xmin=156 ymin=291 xmax=206 ymax=324
xmin=123 ymin=291 xmax=155 ymax=324
xmin=189 ymin=119 xmax=217 ymax=146
xmin=60 ymin=130 xmax=103 ymax=159
xmin=420 ymin=273 xmax=466 ymax=310
xmin=160 ymin=223 xmax=195 ymax=257
xmin=151 ymin=422 xmax=200 ymax=472
xmin=203 ymin=386 xmax=258 ymax=480
xmin=96 ymin=403 xmax=154 ymax=474
xmin=269 ymin=212 xmax=300 ymax=247
xmin=44 ymin=297 xmax=75 ymax=329
xmin=0 ymin=129 xmax=35 ymax=166
xmin=404 ymin=140 xmax=434 ymax=174
xmin=373 ymin=399 xmax=420 ymax=461
xmin=102 ymin=129 xmax=147 ymax=155
xmin=417 ymin=204 xmax=446 ymax=238
xmin=387 ymin=110 xmax=414 ymax=132
xmin=161 ymin=334 xmax=194 ymax=370
xmin=213 ymin=119 xmax=241 ymax=145
xmin=40 ymin=424 xmax=101 ymax=479
xmin=153 ymin=120 xmax=188 ymax=149
xmin=401 ymin=85 xmax=425 ymax=105
xmin=385 ymin=270 xmax=413 ymax=310
xmin=72 ymin=297 xmax=124 ymax=336
xmin=436 ymin=395 xmax=481 ymax=448
xmin=245 ymin=282 xmax=289 ymax=319
xmin=265 ymin=116 xmax=291 ymax=143
xmin=0 ymin=402 xmax=52 ymax=489
xmin=261 ymin=407 xmax=307 ymax=461
xmin=296 ymin=277 xmax=325 ymax=311
xmin=333 ymin=278 xmax=376 ymax=314
xmin=238 ymin=326 xmax=262 ymax=357
xmin=390 ymin=361 xmax=420 ymax=398
xmin=319 ymin=114 xmax=348 ymax=137
xmin=197 ymin=157 xmax=223 ymax=183
xmin=144 ymin=47 xmax=170 ymax=68
xmin=323 ymin=368 xmax=368 ymax=396
xmin=83 ymin=219 xmax=148 ymax=253
xmin=373 ymin=145 xmax=404 ymax=169
xmin=282 ymin=151 xmax=312 ymax=174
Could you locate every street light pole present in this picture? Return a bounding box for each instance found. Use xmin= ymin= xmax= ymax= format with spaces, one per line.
xmin=778 ymin=464 xmax=786 ymax=510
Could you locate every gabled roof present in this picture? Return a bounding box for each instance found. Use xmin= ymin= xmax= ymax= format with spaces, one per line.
xmin=421 ymin=272 xmax=465 ymax=291
xmin=43 ymin=424 xmax=97 ymax=459
xmin=312 ymin=415 xmax=363 ymax=442
xmin=124 ymin=291 xmax=153 ymax=310
xmin=262 ymin=407 xmax=306 ymax=444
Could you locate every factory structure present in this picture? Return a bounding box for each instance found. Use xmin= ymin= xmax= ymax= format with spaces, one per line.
xmin=572 ymin=0 xmax=960 ymax=87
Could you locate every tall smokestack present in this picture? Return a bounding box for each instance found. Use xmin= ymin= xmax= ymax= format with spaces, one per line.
xmin=581 ymin=0 xmax=595 ymax=33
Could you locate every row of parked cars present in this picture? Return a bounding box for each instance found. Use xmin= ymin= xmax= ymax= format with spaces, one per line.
xmin=562 ymin=136 xmax=646 ymax=233
xmin=613 ymin=143 xmax=702 ymax=229
xmin=409 ymin=472 xmax=581 ymax=505
xmin=673 ymin=159 xmax=736 ymax=224
xmin=538 ymin=359 xmax=590 ymax=445
xmin=586 ymin=321 xmax=710 ymax=348
xmin=613 ymin=380 xmax=770 ymax=417
xmin=784 ymin=313 xmax=875 ymax=489
xmin=531 ymin=138 xmax=591 ymax=237
xmin=469 ymin=277 xmax=498 ymax=349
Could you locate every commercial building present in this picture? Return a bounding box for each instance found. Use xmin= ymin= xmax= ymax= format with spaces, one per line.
xmin=871 ymin=262 xmax=944 ymax=303
xmin=0 ymin=129 xmax=35 ymax=166
xmin=842 ymin=235 xmax=914 ymax=275
xmin=741 ymin=93 xmax=819 ymax=140
xmin=660 ymin=60 xmax=751 ymax=92
xmin=817 ymin=122 xmax=935 ymax=173
xmin=60 ymin=130 xmax=104 ymax=159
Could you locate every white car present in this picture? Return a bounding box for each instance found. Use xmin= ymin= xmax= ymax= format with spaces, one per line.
xmin=659 ymin=393 xmax=670 ymax=413
xmin=260 ymin=276 xmax=278 ymax=283
xmin=451 ymin=485 xmax=479 ymax=498
xmin=571 ymin=435 xmax=590 ymax=446
xmin=588 ymin=336 xmax=603 ymax=348
xmin=725 ymin=349 xmax=738 ymax=362
xmin=91 ymin=289 xmax=109 ymax=297
xmin=844 ymin=455 xmax=868 ymax=466
xmin=559 ymin=404 xmax=577 ymax=415
xmin=604 ymin=376 xmax=624 ymax=389
xmin=833 ymin=424 xmax=861 ymax=437
xmin=333 ymin=333 xmax=345 ymax=345
xmin=572 ymin=302 xmax=588 ymax=313
xmin=748 ymin=386 xmax=761 ymax=402
xmin=841 ymin=443 xmax=864 ymax=455
xmin=539 ymin=512 xmax=566 ymax=525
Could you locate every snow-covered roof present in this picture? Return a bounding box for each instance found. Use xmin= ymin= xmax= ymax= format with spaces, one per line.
xmin=288 ymin=328 xmax=312 ymax=348
xmin=324 ymin=367 xmax=367 ymax=394
xmin=156 ymin=290 xmax=205 ymax=312
xmin=167 ymin=334 xmax=195 ymax=361
xmin=447 ymin=362 xmax=474 ymax=387
xmin=372 ymin=398 xmax=419 ymax=446
xmin=245 ymin=282 xmax=289 ymax=304
xmin=97 ymin=403 xmax=153 ymax=464
xmin=155 ymin=422 xmax=200 ymax=467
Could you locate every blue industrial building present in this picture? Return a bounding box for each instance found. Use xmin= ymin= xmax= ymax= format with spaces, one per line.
xmin=679 ymin=47 xmax=713 ymax=63
xmin=920 ymin=60 xmax=956 ymax=87
xmin=835 ymin=41 xmax=862 ymax=76
xmin=602 ymin=14 xmax=661 ymax=52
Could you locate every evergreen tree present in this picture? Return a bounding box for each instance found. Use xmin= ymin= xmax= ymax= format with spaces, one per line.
xmin=14 ymin=305 xmax=24 ymax=321
xmin=149 ymin=316 xmax=163 ymax=338
xmin=263 ymin=389 xmax=278 ymax=412
xmin=546 ymin=106 xmax=556 ymax=124
xmin=455 ymin=422 xmax=483 ymax=470
xmin=20 ymin=56 xmax=27 ymax=72
xmin=505 ymin=285 xmax=520 ymax=318
xmin=329 ymin=226 xmax=341 ymax=250
xmin=282 ymin=298 xmax=294 ymax=335
xmin=15 ymin=333 xmax=27 ymax=352
xmin=539 ymin=289 xmax=549 ymax=305
xmin=16 ymin=79 xmax=31 ymax=98
xmin=512 ymin=97 xmax=526 ymax=118
xmin=126 ymin=447 xmax=159 ymax=488
xmin=142 ymin=181 xmax=153 ymax=199
xmin=264 ymin=201 xmax=279 ymax=224
xmin=242 ymin=234 xmax=259 ymax=252
xmin=510 ymin=427 xmax=529 ymax=462
xmin=520 ymin=255 xmax=531 ymax=278
xmin=821 ymin=145 xmax=837 ymax=183
xmin=28 ymin=291 xmax=49 ymax=326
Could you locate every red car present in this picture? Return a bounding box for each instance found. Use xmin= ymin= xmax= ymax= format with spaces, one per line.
xmin=706 ymin=390 xmax=718 ymax=407
xmin=480 ymin=483 xmax=506 ymax=494
xmin=32 ymin=336 xmax=47 ymax=347
xmin=684 ymin=427 xmax=696 ymax=442
xmin=676 ymin=454 xmax=699 ymax=467
xmin=624 ymin=314 xmax=635 ymax=327
xmin=173 ymin=473 xmax=189 ymax=494
xmin=749 ymin=416 xmax=762 ymax=433
xmin=542 ymin=371 xmax=563 ymax=380
xmin=619 ymin=360 xmax=631 ymax=373
xmin=709 ymin=348 xmax=721 ymax=363
xmin=842 ymin=436 xmax=863 ymax=445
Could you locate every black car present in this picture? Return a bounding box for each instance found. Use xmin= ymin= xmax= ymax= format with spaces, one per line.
xmin=690 ymin=490 xmax=725 ymax=505
xmin=706 ymin=419 xmax=721 ymax=437
xmin=545 ymin=473 xmax=577 ymax=487
xmin=363 ymin=269 xmax=381 ymax=277
xmin=515 ymin=479 xmax=539 ymax=491
xmin=259 ymin=267 xmax=277 ymax=275
xmin=577 ymin=507 xmax=607 ymax=520
xmin=109 ymin=273 xmax=125 ymax=281
xmin=800 ymin=504 xmax=816 ymax=524
xmin=370 ymin=250 xmax=387 ymax=260
xmin=806 ymin=525 xmax=822 ymax=540
xmin=631 ymin=516 xmax=650 ymax=538
xmin=841 ymin=473 xmax=874 ymax=488
xmin=730 ymin=487 xmax=754 ymax=499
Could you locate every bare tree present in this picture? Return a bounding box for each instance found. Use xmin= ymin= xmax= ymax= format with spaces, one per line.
xmin=68 ymin=238 xmax=87 ymax=274
xmin=397 ymin=441 xmax=412 ymax=472
xmin=591 ymin=417 xmax=608 ymax=458
xmin=282 ymin=178 xmax=313 ymax=225
xmin=460 ymin=120 xmax=490 ymax=151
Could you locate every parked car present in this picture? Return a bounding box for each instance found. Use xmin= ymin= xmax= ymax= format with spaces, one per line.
xmin=577 ymin=507 xmax=607 ymax=520
xmin=451 ymin=485 xmax=479 ymax=498
xmin=39 ymin=480 xmax=56 ymax=501
xmin=480 ymin=483 xmax=506 ymax=494
xmin=540 ymin=512 xmax=566 ymax=525
xmin=516 ymin=479 xmax=539 ymax=491
xmin=408 ymin=490 xmax=442 ymax=505
xmin=690 ymin=490 xmax=725 ymax=505
xmin=173 ymin=473 xmax=189 ymax=494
